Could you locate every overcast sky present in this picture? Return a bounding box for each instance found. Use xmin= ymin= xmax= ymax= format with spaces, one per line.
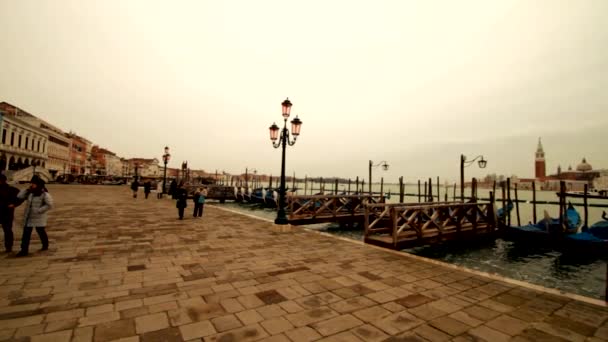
xmin=1 ymin=0 xmax=607 ymax=183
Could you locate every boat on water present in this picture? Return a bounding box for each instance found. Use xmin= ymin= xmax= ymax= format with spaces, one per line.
xmin=505 ymin=203 xmax=581 ymax=241
xmin=563 ymin=211 xmax=608 ymax=253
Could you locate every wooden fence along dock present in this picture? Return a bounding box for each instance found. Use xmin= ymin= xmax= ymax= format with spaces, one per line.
xmin=364 ymin=201 xmax=497 ymax=249
xmin=287 ymin=194 xmax=385 ymax=225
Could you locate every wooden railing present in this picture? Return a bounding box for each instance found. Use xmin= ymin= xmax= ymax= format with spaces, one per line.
xmin=364 ymin=201 xmax=497 ymax=248
xmin=288 ymin=194 xmax=385 ymax=223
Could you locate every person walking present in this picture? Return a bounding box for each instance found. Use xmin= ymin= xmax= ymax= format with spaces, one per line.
xmin=16 ymin=176 xmax=54 ymax=257
xmin=0 ymin=174 xmax=21 ymax=253
xmin=130 ymin=178 xmax=139 ymax=198
xmin=169 ymin=179 xmax=177 ymax=199
xmin=196 ymin=187 xmax=207 ymax=218
xmin=175 ymin=182 xmax=188 ymax=220
xmin=193 ymin=188 xmax=206 ymax=218
xmin=143 ymin=181 xmax=152 ymax=199
xmin=157 ymin=181 xmax=163 ymax=199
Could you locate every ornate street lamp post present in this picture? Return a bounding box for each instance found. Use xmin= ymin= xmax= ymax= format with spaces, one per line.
xmin=369 ymin=160 xmax=389 ymax=195
xmin=269 ymin=98 xmax=303 ymax=225
xmin=162 ymin=146 xmax=171 ymax=196
xmin=460 ymin=154 xmax=487 ymax=202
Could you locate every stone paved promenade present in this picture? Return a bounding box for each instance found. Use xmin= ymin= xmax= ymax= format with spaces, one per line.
xmin=1 ymin=185 xmax=607 ymax=342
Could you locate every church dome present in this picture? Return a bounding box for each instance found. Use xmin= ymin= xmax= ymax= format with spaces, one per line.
xmin=576 ymin=158 xmax=592 ymax=172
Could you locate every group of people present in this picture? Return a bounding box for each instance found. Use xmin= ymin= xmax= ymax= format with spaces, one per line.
xmin=173 ymin=183 xmax=208 ymax=220
xmin=0 ymin=175 xmax=54 ymax=256
xmin=130 ymin=178 xmax=207 ymax=220
xmin=130 ymin=179 xmax=162 ymax=199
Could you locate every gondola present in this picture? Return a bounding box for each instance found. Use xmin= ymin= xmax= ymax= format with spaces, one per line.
xmin=505 ymin=203 xmax=580 ymax=242
xmin=563 ymin=211 xmax=608 ymax=254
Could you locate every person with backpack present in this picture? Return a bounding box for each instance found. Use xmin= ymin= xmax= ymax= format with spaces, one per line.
xmin=194 ymin=187 xmax=207 ymax=218
xmin=192 ymin=187 xmax=206 ymax=218
xmin=16 ymin=175 xmax=54 ymax=257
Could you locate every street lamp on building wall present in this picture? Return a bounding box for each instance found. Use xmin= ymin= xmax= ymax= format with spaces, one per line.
xmin=369 ymin=160 xmax=389 ymax=195
xmin=162 ymin=146 xmax=171 ymax=196
xmin=269 ymin=98 xmax=303 ymax=225
xmin=460 ymin=154 xmax=487 ymax=202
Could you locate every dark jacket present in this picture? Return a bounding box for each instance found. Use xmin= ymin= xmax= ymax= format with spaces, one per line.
xmin=144 ymin=182 xmax=152 ymax=193
xmin=0 ymin=184 xmax=21 ymax=222
xmin=130 ymin=181 xmax=139 ymax=191
xmin=176 ymin=188 xmax=188 ymax=208
xmin=169 ymin=180 xmax=177 ymax=198
xmin=193 ymin=191 xmax=201 ymax=204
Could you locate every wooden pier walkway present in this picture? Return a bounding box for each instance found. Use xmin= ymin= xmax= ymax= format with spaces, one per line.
xmin=364 ymin=201 xmax=497 ymax=249
xmin=287 ymin=194 xmax=385 ymax=225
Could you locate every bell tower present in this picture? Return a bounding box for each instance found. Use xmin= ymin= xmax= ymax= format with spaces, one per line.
xmin=535 ymin=137 xmax=546 ymax=179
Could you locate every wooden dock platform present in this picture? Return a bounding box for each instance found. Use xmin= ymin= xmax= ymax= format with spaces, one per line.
xmin=287 ymin=194 xmax=385 ymax=225
xmin=364 ymin=201 xmax=497 ymax=249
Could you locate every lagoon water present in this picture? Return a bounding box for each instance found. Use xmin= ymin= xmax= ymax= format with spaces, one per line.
xmin=218 ymin=183 xmax=607 ymax=300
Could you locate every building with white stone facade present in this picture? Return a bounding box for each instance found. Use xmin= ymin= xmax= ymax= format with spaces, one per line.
xmin=0 ymin=113 xmax=48 ymax=173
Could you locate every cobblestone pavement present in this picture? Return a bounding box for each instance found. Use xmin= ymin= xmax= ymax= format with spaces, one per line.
xmin=0 ymin=185 xmax=607 ymax=342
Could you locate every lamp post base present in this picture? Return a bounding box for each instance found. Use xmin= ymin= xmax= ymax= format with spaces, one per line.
xmin=274 ymin=216 xmax=289 ymax=225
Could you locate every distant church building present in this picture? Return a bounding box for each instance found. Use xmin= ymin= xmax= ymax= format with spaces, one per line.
xmin=535 ymin=138 xmax=546 ymax=180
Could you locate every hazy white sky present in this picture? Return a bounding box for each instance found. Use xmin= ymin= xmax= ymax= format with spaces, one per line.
xmin=1 ymin=0 xmax=607 ymax=183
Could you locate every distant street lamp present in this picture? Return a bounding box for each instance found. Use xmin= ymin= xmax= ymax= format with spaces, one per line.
xmin=162 ymin=146 xmax=171 ymax=196
xmin=460 ymin=154 xmax=487 ymax=202
xmin=269 ymin=98 xmax=303 ymax=225
xmin=369 ymin=160 xmax=389 ymax=195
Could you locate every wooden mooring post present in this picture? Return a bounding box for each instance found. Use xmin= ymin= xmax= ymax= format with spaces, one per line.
xmin=380 ymin=177 xmax=384 ymax=198
xmin=532 ymin=181 xmax=537 ymax=223
xmin=418 ymin=180 xmax=421 ymax=202
xmin=584 ymin=183 xmax=588 ymax=229
xmin=501 ymin=181 xmax=506 ymax=226
xmin=428 ymin=178 xmax=433 ymax=202
xmin=559 ymin=181 xmax=565 ymax=228
xmin=507 ymin=178 xmax=512 ymax=227
xmin=436 ymin=176 xmax=440 ymax=203
xmin=423 ymin=181 xmax=427 ymax=202
xmin=361 ymin=180 xmax=365 ymax=195
xmin=399 ymin=176 xmax=404 ymax=203
xmin=348 ymin=179 xmax=351 ymax=195
xmin=514 ymin=183 xmax=521 ymax=226
xmin=355 ymin=177 xmax=359 ymax=194
xmin=335 ymin=179 xmax=339 ymax=195
xmin=453 ymin=183 xmax=456 ymax=201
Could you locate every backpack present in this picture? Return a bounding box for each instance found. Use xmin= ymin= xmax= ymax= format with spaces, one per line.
xmin=198 ymin=195 xmax=205 ymax=204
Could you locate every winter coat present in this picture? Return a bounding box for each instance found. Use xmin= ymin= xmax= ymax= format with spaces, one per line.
xmin=176 ymin=188 xmax=188 ymax=208
xmin=130 ymin=181 xmax=139 ymax=191
xmin=0 ymin=184 xmax=21 ymax=222
xmin=18 ymin=189 xmax=54 ymax=227
xmin=144 ymin=182 xmax=152 ymax=193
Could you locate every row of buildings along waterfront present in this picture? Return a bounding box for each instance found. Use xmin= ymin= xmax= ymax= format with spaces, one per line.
xmin=479 ymin=138 xmax=607 ymax=192
xmin=0 ymin=102 xmax=181 ymax=182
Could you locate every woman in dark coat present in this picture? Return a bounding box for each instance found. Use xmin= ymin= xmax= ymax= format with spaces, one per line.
xmin=143 ymin=181 xmax=152 ymax=199
xmin=169 ymin=179 xmax=177 ymax=199
xmin=130 ymin=179 xmax=139 ymax=198
xmin=175 ymin=182 xmax=188 ymax=220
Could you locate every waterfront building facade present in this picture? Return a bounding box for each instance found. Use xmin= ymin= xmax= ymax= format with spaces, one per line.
xmin=0 ymin=113 xmax=48 ymax=172
xmin=66 ymin=133 xmax=91 ymax=175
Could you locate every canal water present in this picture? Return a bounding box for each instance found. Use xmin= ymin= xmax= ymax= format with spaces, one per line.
xmin=217 ymin=184 xmax=607 ymax=301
